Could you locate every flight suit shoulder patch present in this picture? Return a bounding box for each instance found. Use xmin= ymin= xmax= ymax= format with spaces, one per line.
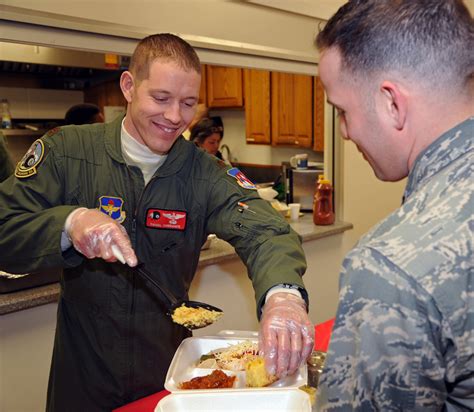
xmin=227 ymin=167 xmax=257 ymax=190
xmin=14 ymin=138 xmax=47 ymax=179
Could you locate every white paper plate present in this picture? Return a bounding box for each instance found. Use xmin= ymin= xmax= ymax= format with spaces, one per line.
xmin=155 ymin=389 xmax=311 ymax=412
xmin=164 ymin=336 xmax=307 ymax=393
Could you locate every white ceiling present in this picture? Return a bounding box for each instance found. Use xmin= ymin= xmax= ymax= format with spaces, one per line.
xmin=245 ymin=0 xmax=348 ymax=21
xmin=245 ymin=0 xmax=474 ymax=21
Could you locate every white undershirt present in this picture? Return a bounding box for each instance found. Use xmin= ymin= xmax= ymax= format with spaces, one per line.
xmin=121 ymin=119 xmax=167 ymax=185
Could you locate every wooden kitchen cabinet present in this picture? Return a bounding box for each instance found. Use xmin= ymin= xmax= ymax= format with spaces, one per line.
xmin=206 ymin=65 xmax=243 ymax=108
xmin=198 ymin=65 xmax=207 ymax=104
xmin=244 ymin=68 xmax=271 ymax=144
xmin=313 ymin=76 xmax=325 ymax=152
xmin=271 ymin=72 xmax=313 ymax=148
xmin=84 ymin=78 xmax=126 ymax=114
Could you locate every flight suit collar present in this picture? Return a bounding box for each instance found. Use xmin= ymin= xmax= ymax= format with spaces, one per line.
xmin=103 ymin=114 xmax=192 ymax=177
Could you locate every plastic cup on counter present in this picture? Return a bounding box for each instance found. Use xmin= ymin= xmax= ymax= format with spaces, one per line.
xmin=288 ymin=203 xmax=301 ymax=221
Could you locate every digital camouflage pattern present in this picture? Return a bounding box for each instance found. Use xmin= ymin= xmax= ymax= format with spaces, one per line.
xmin=317 ymin=117 xmax=474 ymax=411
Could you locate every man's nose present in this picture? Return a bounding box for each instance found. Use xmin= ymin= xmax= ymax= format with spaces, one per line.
xmin=164 ymin=102 xmax=181 ymax=124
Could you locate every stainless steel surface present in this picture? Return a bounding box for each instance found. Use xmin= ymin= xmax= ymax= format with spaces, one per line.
xmin=284 ymin=166 xmax=323 ymax=211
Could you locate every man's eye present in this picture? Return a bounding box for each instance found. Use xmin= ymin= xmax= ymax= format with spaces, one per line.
xmin=183 ymin=101 xmax=196 ymax=108
xmin=154 ymin=97 xmax=168 ymax=103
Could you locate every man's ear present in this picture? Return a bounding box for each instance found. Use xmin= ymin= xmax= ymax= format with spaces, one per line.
xmin=379 ymin=81 xmax=407 ymax=130
xmin=120 ymin=71 xmax=135 ymax=104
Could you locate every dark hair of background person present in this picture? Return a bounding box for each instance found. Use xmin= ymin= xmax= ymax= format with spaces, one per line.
xmin=189 ymin=116 xmax=224 ymax=145
xmin=129 ymin=33 xmax=201 ymax=84
xmin=64 ymin=103 xmax=104 ymax=125
xmin=316 ymin=0 xmax=474 ymax=94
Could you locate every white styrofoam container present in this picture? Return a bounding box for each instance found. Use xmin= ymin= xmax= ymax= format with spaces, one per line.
xmin=155 ymin=389 xmax=311 ymax=412
xmin=164 ymin=336 xmax=307 ymax=393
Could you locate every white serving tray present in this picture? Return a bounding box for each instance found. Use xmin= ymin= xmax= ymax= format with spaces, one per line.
xmin=155 ymin=389 xmax=311 ymax=412
xmin=164 ymin=335 xmax=307 ymax=393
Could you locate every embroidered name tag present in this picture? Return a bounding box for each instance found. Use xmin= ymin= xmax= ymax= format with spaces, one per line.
xmin=146 ymin=208 xmax=187 ymax=231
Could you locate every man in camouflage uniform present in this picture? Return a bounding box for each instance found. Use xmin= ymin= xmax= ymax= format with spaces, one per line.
xmin=315 ymin=0 xmax=473 ymax=410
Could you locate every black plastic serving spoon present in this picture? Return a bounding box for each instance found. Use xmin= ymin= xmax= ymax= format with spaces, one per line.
xmin=112 ymin=245 xmax=223 ymax=330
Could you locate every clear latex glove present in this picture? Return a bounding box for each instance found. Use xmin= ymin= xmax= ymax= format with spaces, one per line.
xmin=259 ymin=292 xmax=314 ymax=378
xmin=65 ymin=208 xmax=138 ymax=266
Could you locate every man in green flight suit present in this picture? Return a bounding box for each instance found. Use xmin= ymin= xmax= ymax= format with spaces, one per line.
xmin=0 ymin=132 xmax=13 ymax=182
xmin=0 ymin=34 xmax=314 ymax=411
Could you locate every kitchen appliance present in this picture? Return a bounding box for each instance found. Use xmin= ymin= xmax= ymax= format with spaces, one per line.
xmin=282 ymin=162 xmax=323 ymax=212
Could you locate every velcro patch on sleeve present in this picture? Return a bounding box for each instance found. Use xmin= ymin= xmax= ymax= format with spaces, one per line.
xmin=14 ymin=139 xmax=46 ymax=179
xmin=227 ymin=167 xmax=257 ymax=190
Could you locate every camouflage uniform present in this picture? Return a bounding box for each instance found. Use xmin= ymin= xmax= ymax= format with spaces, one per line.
xmin=316 ymin=117 xmax=474 ymax=411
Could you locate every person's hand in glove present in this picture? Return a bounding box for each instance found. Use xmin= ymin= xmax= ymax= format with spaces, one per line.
xmin=65 ymin=207 xmax=138 ymax=266
xmin=259 ymin=292 xmax=314 ymax=378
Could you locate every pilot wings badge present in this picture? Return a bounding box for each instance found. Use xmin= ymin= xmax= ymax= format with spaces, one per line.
xmin=146 ymin=208 xmax=187 ymax=231
xmin=98 ymin=196 xmax=126 ymax=223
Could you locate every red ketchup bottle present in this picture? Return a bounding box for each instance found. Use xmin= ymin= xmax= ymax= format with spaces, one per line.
xmin=313 ymin=176 xmax=335 ymax=225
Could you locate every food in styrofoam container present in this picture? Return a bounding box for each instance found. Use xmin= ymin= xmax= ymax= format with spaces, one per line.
xmin=155 ymin=389 xmax=311 ymax=412
xmin=245 ymin=357 xmax=278 ymax=387
xmin=179 ymin=369 xmax=236 ymax=389
xmin=197 ymin=341 xmax=259 ymax=371
xmin=164 ymin=336 xmax=307 ymax=392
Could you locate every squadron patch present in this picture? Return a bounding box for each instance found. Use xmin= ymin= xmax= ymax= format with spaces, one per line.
xmin=227 ymin=167 xmax=257 ymax=190
xmin=98 ymin=196 xmax=126 ymax=223
xmin=15 ymin=139 xmax=45 ymax=178
xmin=146 ymin=208 xmax=187 ymax=231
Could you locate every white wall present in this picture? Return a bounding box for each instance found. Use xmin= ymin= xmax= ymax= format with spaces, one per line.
xmin=0 ymin=304 xmax=56 ymax=412
xmin=211 ymin=108 xmax=323 ymax=166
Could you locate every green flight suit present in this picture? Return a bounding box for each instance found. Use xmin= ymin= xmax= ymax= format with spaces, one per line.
xmin=0 ymin=132 xmax=14 ymax=183
xmin=0 ymin=116 xmax=308 ymax=411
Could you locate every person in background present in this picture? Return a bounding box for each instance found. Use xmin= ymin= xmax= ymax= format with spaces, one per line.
xmin=190 ymin=116 xmax=225 ymax=160
xmin=0 ymin=33 xmax=314 ymax=411
xmin=64 ymin=103 xmax=104 ymax=125
xmin=183 ymin=102 xmax=209 ymax=139
xmin=0 ymin=132 xmax=13 ymax=182
xmin=315 ymin=0 xmax=473 ymax=410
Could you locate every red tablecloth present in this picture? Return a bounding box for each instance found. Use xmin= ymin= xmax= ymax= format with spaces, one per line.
xmin=114 ymin=319 xmax=334 ymax=412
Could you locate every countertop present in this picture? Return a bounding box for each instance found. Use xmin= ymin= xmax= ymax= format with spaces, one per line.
xmin=0 ymin=215 xmax=352 ymax=315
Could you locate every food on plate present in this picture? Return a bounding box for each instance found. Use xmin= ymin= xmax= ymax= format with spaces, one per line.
xmin=179 ymin=369 xmax=236 ymax=389
xmin=171 ymin=304 xmax=223 ymax=328
xmin=197 ymin=341 xmax=259 ymax=371
xmin=299 ymin=385 xmax=317 ymax=406
xmin=245 ymin=357 xmax=278 ymax=387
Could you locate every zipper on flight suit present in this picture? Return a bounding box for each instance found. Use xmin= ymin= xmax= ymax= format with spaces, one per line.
xmin=126 ymin=170 xmax=158 ymax=397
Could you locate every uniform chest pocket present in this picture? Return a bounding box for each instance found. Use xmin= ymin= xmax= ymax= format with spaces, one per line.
xmin=140 ymin=210 xmax=204 ymax=260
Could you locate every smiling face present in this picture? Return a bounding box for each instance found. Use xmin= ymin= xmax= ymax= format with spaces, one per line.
xmin=199 ymin=132 xmax=222 ymax=156
xmin=121 ymin=59 xmax=201 ymax=154
xmin=319 ymin=47 xmax=409 ymax=181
